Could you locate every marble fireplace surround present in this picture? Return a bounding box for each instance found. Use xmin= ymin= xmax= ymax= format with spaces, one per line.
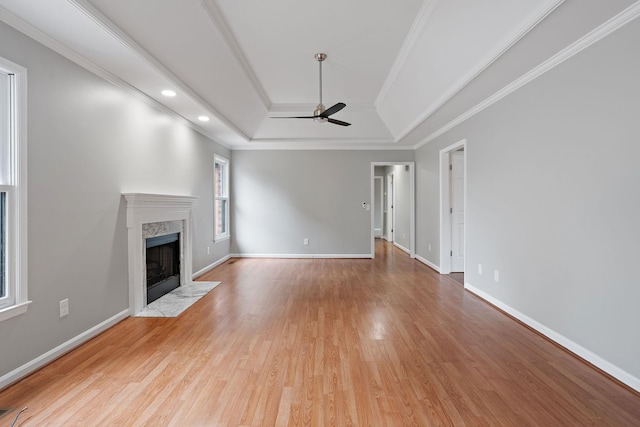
xmin=123 ymin=193 xmax=197 ymax=315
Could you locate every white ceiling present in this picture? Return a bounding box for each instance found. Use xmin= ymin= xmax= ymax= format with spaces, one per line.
xmin=0 ymin=0 xmax=615 ymax=149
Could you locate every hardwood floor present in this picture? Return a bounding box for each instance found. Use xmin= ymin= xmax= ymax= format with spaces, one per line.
xmin=448 ymin=272 xmax=464 ymax=286
xmin=1 ymin=241 xmax=639 ymax=426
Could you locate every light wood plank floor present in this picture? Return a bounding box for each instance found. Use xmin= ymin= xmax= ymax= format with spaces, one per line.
xmin=1 ymin=241 xmax=639 ymax=426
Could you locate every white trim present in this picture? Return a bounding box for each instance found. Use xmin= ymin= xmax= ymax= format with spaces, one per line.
xmin=439 ymin=139 xmax=466 ymax=274
xmin=230 ymin=253 xmax=372 ymax=259
xmin=68 ymin=0 xmax=250 ymax=143
xmin=0 ymin=56 xmax=28 ymax=321
xmin=391 ymin=171 xmax=396 ymax=245
xmin=415 ymin=255 xmax=440 ymax=273
xmin=386 ymin=170 xmax=394 ymax=242
xmin=199 ymin=1 xmax=271 ymax=108
xmin=0 ymin=300 xmax=31 ymax=323
xmin=0 ymin=309 xmax=129 ymax=390
xmin=370 ymin=162 xmax=415 ymax=259
xmin=393 ymin=242 xmax=410 ymax=255
xmin=390 ymin=0 xmax=564 ymax=142
xmin=0 ymin=4 xmax=237 ymax=149
xmin=464 ymin=283 xmax=640 ymax=393
xmin=123 ymin=193 xmax=198 ymax=315
xmin=192 ymin=254 xmax=231 ymax=279
xmin=235 ymin=143 xmax=412 ymax=151
xmin=214 ymin=155 xmax=230 ymax=241
xmin=375 ymin=0 xmax=439 ymax=108
xmin=249 ymin=137 xmax=395 ymax=144
xmin=270 ymin=102 xmax=376 ymax=113
xmin=414 ymin=0 xmax=640 ymax=149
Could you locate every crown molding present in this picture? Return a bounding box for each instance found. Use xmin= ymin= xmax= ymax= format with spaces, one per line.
xmin=375 ymin=0 xmax=439 ymax=109
xmin=0 ymin=4 xmax=234 ymax=149
xmin=414 ymin=0 xmax=640 ymax=150
xmin=269 ymin=102 xmax=377 ymax=113
xmin=235 ymin=138 xmax=411 ymax=151
xmin=199 ymin=0 xmax=271 ymax=109
xmin=394 ymin=0 xmax=564 ymax=142
xmin=68 ymin=0 xmax=249 ymax=143
xmin=0 ymin=3 xmax=246 ymax=148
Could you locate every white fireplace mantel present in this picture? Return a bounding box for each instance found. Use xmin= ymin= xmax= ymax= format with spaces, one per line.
xmin=123 ymin=193 xmax=198 ymax=315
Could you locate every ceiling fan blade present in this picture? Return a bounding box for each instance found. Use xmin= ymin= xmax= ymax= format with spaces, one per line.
xmin=320 ymin=102 xmax=346 ymax=118
xmin=271 ymin=116 xmax=315 ymax=119
xmin=328 ymin=118 xmax=351 ymax=127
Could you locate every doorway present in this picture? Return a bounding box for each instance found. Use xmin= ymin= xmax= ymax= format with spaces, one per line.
xmin=370 ymin=162 xmax=415 ymax=259
xmin=450 ymin=150 xmax=465 ymax=272
xmin=373 ymin=176 xmax=384 ymax=238
xmin=439 ymin=140 xmax=466 ymax=274
xmin=386 ymin=172 xmax=394 ymax=242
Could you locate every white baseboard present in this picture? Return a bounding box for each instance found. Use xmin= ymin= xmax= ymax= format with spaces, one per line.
xmin=192 ymin=254 xmax=231 ymax=279
xmin=230 ymin=253 xmax=372 ymax=259
xmin=0 ymin=309 xmax=129 ymax=391
xmin=393 ymin=242 xmax=410 ymax=254
xmin=415 ymin=255 xmax=440 ymax=273
xmin=464 ymin=283 xmax=640 ymax=393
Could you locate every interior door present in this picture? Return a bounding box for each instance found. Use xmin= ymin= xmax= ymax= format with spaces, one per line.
xmin=386 ymin=172 xmax=394 ymax=242
xmin=450 ymin=152 xmax=465 ymax=272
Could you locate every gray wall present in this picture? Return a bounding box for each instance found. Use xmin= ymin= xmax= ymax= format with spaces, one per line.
xmin=0 ymin=22 xmax=229 ymax=378
xmin=231 ymin=150 xmax=414 ymax=256
xmin=415 ymin=17 xmax=640 ymax=380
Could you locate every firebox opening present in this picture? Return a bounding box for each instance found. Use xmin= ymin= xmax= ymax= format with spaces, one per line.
xmin=146 ymin=233 xmax=180 ymax=304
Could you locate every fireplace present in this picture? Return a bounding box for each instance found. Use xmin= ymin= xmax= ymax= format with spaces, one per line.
xmin=124 ymin=193 xmax=197 ymax=315
xmin=146 ymin=233 xmax=180 ymax=304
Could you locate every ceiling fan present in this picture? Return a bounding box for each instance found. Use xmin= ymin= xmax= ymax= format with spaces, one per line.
xmin=272 ymin=53 xmax=351 ymax=127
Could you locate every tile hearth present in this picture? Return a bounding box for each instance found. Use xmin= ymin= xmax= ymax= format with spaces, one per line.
xmin=134 ymin=281 xmax=221 ymax=318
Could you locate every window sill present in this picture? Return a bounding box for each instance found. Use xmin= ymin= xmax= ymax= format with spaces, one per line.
xmin=214 ymin=235 xmax=230 ymax=243
xmin=0 ymin=300 xmax=32 ymax=323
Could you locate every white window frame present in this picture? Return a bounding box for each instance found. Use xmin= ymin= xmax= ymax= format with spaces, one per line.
xmin=213 ymin=155 xmax=230 ymax=242
xmin=0 ymin=57 xmax=29 ymax=322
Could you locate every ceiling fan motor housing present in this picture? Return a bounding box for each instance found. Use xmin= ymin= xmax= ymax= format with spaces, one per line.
xmin=313 ymin=104 xmax=328 ymax=122
xmin=270 ymin=52 xmax=350 ymax=126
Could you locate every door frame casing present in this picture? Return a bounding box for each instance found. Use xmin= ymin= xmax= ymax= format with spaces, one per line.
xmin=370 ymin=162 xmax=415 ymax=259
xmin=439 ymin=139 xmax=466 ymax=274
xmin=386 ymin=171 xmax=394 ymax=242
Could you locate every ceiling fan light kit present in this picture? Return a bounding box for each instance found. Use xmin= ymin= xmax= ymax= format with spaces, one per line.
xmin=272 ymin=53 xmax=351 ymax=127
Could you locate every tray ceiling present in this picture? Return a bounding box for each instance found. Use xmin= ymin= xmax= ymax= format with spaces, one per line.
xmin=0 ymin=0 xmax=614 ymax=149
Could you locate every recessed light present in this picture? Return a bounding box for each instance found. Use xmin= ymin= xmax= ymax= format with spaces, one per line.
xmin=198 ymin=116 xmax=210 ymax=122
xmin=161 ymin=90 xmax=176 ymax=97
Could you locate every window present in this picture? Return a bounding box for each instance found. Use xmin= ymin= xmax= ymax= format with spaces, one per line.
xmin=0 ymin=57 xmax=29 ymax=322
xmin=214 ymin=155 xmax=229 ymax=241
xmin=0 ymin=192 xmax=5 ymax=298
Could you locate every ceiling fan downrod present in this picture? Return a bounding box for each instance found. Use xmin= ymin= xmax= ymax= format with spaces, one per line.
xmin=314 ymin=53 xmax=327 ymax=122
xmin=269 ymin=52 xmax=350 ymax=126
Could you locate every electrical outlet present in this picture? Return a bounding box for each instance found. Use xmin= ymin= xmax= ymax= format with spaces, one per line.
xmin=478 ymin=264 xmax=482 ymax=275
xmin=59 ymin=299 xmax=69 ymax=318
xmin=428 ymin=244 xmax=431 ymax=252
xmin=304 ymin=238 xmax=309 ymax=246
xmin=494 ymin=270 xmax=499 ymax=283
xmin=207 ymin=246 xmax=210 ymax=255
